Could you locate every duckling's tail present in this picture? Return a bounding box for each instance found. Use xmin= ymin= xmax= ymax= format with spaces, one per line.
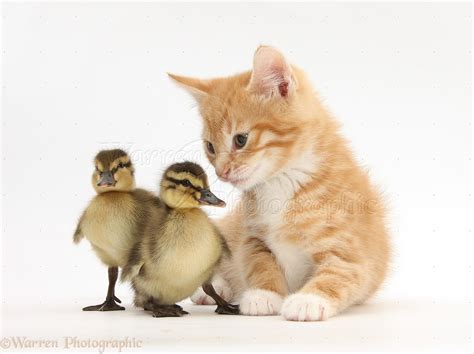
xmin=73 ymin=227 xmax=84 ymax=244
xmin=73 ymin=212 xmax=86 ymax=244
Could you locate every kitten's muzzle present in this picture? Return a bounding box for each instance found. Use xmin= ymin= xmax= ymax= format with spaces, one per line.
xmin=216 ymin=165 xmax=231 ymax=181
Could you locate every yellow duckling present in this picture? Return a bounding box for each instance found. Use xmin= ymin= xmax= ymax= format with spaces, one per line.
xmin=73 ymin=149 xmax=160 ymax=311
xmin=121 ymin=161 xmax=239 ymax=317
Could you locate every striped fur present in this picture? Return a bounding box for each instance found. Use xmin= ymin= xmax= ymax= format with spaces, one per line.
xmin=170 ymin=46 xmax=390 ymax=321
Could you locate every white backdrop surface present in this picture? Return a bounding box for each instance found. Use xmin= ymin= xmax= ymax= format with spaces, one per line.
xmin=1 ymin=2 xmax=472 ymax=351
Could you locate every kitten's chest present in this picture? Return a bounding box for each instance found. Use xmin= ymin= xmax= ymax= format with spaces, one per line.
xmin=243 ymin=149 xmax=319 ymax=291
xmin=265 ymin=233 xmax=314 ymax=293
xmin=244 ymin=177 xmax=315 ymax=293
xmin=246 ymin=182 xmax=290 ymax=233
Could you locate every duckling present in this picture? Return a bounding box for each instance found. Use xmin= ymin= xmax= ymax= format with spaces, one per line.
xmin=121 ymin=161 xmax=240 ymax=317
xmin=73 ymin=149 xmax=161 ymax=311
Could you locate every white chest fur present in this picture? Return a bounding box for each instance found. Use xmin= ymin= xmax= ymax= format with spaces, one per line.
xmin=248 ymin=148 xmax=318 ymax=293
xmin=266 ymin=236 xmax=314 ymax=293
xmin=252 ymin=148 xmax=316 ymax=230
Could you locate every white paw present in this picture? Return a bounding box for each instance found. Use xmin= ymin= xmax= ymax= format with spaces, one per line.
xmin=281 ymin=293 xmax=335 ymax=321
xmin=240 ymin=289 xmax=283 ymax=316
xmin=190 ymin=277 xmax=233 ymax=305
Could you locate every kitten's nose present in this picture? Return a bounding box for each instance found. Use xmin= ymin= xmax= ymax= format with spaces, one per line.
xmin=217 ymin=166 xmax=231 ymax=181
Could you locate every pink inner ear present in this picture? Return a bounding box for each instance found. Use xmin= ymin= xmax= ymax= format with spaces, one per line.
xmin=249 ymin=46 xmax=293 ymax=98
xmin=278 ymin=82 xmax=289 ymax=97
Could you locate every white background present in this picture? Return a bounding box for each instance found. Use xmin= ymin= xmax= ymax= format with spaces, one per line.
xmin=1 ymin=2 xmax=472 ymax=352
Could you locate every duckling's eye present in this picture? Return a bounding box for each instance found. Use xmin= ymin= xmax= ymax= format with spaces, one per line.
xmin=182 ymin=179 xmax=192 ymax=187
xmin=234 ymin=133 xmax=248 ymax=149
xmin=118 ymin=163 xmax=125 ymax=169
xmin=206 ymin=141 xmax=215 ymax=155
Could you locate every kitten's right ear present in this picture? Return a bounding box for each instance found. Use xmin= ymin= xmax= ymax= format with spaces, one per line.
xmin=247 ymin=45 xmax=296 ymax=99
xmin=168 ymin=73 xmax=210 ymax=102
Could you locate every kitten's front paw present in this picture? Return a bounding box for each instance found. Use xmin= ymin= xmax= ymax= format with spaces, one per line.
xmin=190 ymin=277 xmax=233 ymax=305
xmin=240 ymin=289 xmax=283 ymax=316
xmin=281 ymin=293 xmax=335 ymax=321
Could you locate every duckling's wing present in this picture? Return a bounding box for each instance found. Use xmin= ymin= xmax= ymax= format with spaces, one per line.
xmin=73 ymin=210 xmax=86 ymax=244
xmin=121 ymin=189 xmax=162 ymax=282
xmin=121 ymin=239 xmax=144 ymax=282
xmin=121 ymin=262 xmax=144 ymax=282
xmin=130 ymin=189 xmax=164 ymax=243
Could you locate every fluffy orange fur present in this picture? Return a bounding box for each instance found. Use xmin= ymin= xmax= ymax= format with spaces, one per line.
xmin=169 ymin=46 xmax=390 ymax=321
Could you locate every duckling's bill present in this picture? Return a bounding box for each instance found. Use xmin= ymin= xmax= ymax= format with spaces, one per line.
xmin=97 ymin=170 xmax=116 ymax=187
xmin=198 ymin=188 xmax=226 ymax=207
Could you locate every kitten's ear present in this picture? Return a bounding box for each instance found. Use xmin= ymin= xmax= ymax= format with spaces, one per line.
xmin=247 ymin=46 xmax=296 ymax=98
xmin=168 ymin=73 xmax=210 ymax=102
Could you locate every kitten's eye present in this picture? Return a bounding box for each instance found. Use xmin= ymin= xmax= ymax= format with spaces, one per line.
xmin=234 ymin=133 xmax=248 ymax=149
xmin=206 ymin=141 xmax=215 ymax=154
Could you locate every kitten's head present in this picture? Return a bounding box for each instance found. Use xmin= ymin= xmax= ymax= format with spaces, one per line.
xmin=169 ymin=46 xmax=318 ymax=190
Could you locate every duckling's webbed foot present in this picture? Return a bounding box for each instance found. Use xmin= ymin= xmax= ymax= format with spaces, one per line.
xmin=144 ymin=298 xmax=188 ymax=317
xmin=82 ymin=267 xmax=125 ymax=311
xmin=202 ymin=283 xmax=240 ymax=315
xmin=215 ymin=302 xmax=240 ymax=315
xmin=151 ymin=304 xmax=189 ymax=318
xmin=82 ymin=298 xmax=125 ymax=311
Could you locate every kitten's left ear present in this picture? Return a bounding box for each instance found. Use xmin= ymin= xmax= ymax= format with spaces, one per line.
xmin=247 ymin=45 xmax=296 ymax=98
xmin=168 ymin=73 xmax=210 ymax=102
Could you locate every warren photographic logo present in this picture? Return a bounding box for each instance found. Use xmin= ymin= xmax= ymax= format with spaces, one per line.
xmin=0 ymin=336 xmax=142 ymax=352
xmin=98 ymin=140 xmax=209 ymax=168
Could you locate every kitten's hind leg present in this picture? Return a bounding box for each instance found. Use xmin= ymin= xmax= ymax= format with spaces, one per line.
xmin=202 ymin=283 xmax=240 ymax=315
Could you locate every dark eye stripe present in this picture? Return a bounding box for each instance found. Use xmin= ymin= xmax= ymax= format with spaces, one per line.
xmin=111 ymin=161 xmax=131 ymax=174
xmin=165 ymin=177 xmax=201 ymax=191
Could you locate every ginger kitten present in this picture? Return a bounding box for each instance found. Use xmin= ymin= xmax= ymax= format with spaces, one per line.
xmin=169 ymin=46 xmax=390 ymax=321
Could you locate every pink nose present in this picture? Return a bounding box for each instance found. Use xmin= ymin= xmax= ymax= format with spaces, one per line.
xmin=217 ymin=166 xmax=231 ymax=180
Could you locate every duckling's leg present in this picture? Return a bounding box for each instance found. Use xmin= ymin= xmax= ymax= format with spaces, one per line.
xmin=202 ymin=283 xmax=240 ymax=315
xmin=83 ymin=267 xmax=125 ymax=311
